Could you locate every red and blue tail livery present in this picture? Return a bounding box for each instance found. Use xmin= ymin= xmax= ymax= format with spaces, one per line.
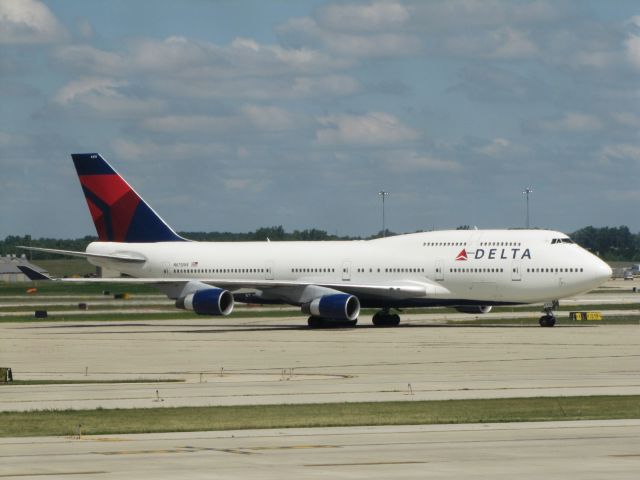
xmin=72 ymin=153 xmax=184 ymax=243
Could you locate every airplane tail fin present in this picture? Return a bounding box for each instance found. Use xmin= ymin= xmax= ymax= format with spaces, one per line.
xmin=72 ymin=153 xmax=185 ymax=243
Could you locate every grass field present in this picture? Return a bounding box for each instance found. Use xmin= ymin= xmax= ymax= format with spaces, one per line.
xmin=0 ymin=281 xmax=158 ymax=296
xmin=1 ymin=396 xmax=638 ymax=437
xmin=5 ymin=379 xmax=183 ymax=386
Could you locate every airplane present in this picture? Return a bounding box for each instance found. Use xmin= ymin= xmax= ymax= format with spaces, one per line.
xmin=18 ymin=153 xmax=612 ymax=328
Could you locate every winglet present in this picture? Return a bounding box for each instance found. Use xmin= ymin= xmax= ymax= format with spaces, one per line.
xmin=17 ymin=266 xmax=53 ymax=281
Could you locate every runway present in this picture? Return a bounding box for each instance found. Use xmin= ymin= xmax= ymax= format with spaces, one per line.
xmin=1 ymin=317 xmax=639 ymax=411
xmin=1 ymin=287 xmax=639 ymax=478
xmin=1 ymin=420 xmax=639 ymax=479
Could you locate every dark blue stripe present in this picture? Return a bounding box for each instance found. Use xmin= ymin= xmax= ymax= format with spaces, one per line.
xmin=125 ymin=201 xmax=185 ymax=242
xmin=72 ymin=153 xmax=116 ymax=176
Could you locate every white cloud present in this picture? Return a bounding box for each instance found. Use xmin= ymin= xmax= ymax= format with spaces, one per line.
xmin=141 ymin=106 xmax=299 ymax=134
xmin=325 ymin=32 xmax=421 ymax=57
xmin=55 ymin=45 xmax=126 ymax=75
xmin=140 ymin=115 xmax=240 ymax=134
xmin=54 ymin=77 xmax=165 ymax=117
xmin=240 ymin=105 xmax=297 ymax=131
xmin=317 ymin=1 xmax=410 ymax=32
xmin=598 ymin=143 xmax=640 ymax=163
xmin=57 ymin=36 xmax=348 ymax=78
xmin=611 ymin=112 xmax=640 ymax=129
xmin=76 ymin=18 xmax=94 ymax=40
xmin=278 ymin=16 xmax=420 ymax=58
xmin=385 ymin=152 xmax=461 ymax=172
xmin=625 ymin=16 xmax=640 ymax=69
xmin=411 ymin=0 xmax=565 ymax=30
xmin=0 ymin=0 xmax=68 ymax=44
xmin=222 ymin=177 xmax=268 ymax=193
xmin=291 ymin=75 xmax=361 ymax=97
xmin=0 ymin=131 xmax=11 ymax=146
xmin=315 ymin=112 xmax=419 ymax=146
xmin=490 ymin=27 xmax=539 ymax=58
xmin=474 ymin=138 xmax=511 ymax=157
xmin=112 ymin=138 xmax=228 ymax=162
xmin=445 ymin=27 xmax=538 ymax=59
xmin=533 ymin=112 xmax=604 ymax=133
xmin=54 ymin=35 xmax=359 ymax=102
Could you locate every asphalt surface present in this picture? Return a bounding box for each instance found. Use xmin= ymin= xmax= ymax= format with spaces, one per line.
xmin=1 ymin=421 xmax=639 ymax=479
xmin=1 ymin=282 xmax=639 ymax=478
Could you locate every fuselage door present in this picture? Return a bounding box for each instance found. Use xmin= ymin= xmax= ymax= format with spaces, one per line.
xmin=435 ymin=260 xmax=444 ymax=281
xmin=511 ymin=260 xmax=522 ymax=281
xmin=342 ymin=261 xmax=351 ymax=281
xmin=265 ymin=261 xmax=274 ymax=280
xmin=161 ymin=262 xmax=171 ymax=277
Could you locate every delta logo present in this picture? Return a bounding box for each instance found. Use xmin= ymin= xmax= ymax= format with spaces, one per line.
xmin=454 ymin=248 xmax=532 ymax=261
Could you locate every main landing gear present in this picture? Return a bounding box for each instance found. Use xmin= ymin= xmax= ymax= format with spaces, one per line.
xmin=539 ymin=300 xmax=559 ymax=327
xmin=307 ymin=316 xmax=358 ymax=329
xmin=372 ymin=309 xmax=401 ymax=327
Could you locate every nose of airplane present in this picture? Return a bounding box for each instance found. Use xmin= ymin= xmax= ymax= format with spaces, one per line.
xmin=600 ymin=260 xmax=613 ymax=280
xmin=593 ymin=257 xmax=612 ymax=283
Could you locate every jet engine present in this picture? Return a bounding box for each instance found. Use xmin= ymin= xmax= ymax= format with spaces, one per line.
xmin=302 ymin=293 xmax=360 ymax=321
xmin=176 ymin=288 xmax=234 ymax=316
xmin=454 ymin=305 xmax=492 ymax=314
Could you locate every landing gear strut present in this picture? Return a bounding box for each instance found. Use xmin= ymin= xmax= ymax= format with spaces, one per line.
xmin=539 ymin=300 xmax=559 ymax=327
xmin=307 ymin=316 xmax=357 ymax=329
xmin=372 ymin=309 xmax=401 ymax=326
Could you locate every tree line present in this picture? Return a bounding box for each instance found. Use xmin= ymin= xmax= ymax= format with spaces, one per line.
xmin=1 ymin=225 xmax=639 ymax=261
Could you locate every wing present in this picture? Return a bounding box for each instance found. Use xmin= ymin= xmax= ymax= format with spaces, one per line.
xmin=17 ymin=266 xmax=441 ymax=300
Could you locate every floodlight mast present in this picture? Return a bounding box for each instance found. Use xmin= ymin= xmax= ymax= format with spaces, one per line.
xmin=378 ymin=190 xmax=390 ymax=237
xmin=523 ymin=187 xmax=533 ymax=228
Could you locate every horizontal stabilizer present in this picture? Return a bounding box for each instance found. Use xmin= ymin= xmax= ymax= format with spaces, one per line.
xmin=17 ymin=246 xmax=146 ymax=263
xmin=17 ymin=266 xmax=52 ymax=281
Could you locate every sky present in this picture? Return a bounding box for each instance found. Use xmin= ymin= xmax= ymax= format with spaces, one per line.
xmin=1 ymin=0 xmax=639 ymax=239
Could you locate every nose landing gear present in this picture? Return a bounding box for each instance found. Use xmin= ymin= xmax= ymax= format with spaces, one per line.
xmin=539 ymin=300 xmax=559 ymax=327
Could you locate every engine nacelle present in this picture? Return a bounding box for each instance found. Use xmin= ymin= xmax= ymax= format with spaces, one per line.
xmin=176 ymin=288 xmax=234 ymax=316
xmin=302 ymin=293 xmax=360 ymax=321
xmin=454 ymin=305 xmax=492 ymax=314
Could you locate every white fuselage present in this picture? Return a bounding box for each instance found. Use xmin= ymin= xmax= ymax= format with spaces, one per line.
xmin=85 ymin=229 xmax=611 ymax=307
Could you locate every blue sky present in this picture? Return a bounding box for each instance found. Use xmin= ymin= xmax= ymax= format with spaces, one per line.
xmin=1 ymin=0 xmax=639 ymax=238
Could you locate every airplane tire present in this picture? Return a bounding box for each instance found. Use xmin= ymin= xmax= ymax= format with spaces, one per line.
xmin=539 ymin=315 xmax=556 ymax=327
xmin=372 ymin=312 xmax=401 ymax=327
xmin=308 ymin=316 xmax=325 ymax=328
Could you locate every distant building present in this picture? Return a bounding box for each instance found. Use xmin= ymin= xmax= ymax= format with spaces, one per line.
xmin=0 ymin=255 xmax=49 ymax=282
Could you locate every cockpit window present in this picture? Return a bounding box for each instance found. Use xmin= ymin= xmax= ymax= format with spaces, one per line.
xmin=551 ymin=238 xmax=575 ymax=244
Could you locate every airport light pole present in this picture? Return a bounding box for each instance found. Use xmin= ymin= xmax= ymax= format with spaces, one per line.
xmin=523 ymin=187 xmax=533 ymax=229
xmin=378 ymin=190 xmax=390 ymax=237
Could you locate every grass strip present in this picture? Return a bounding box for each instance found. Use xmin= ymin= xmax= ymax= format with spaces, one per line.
xmin=1 ymin=396 xmax=639 ymax=437
xmin=0 ymin=282 xmax=158 ymax=296
xmin=4 ymin=379 xmax=183 ymax=386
